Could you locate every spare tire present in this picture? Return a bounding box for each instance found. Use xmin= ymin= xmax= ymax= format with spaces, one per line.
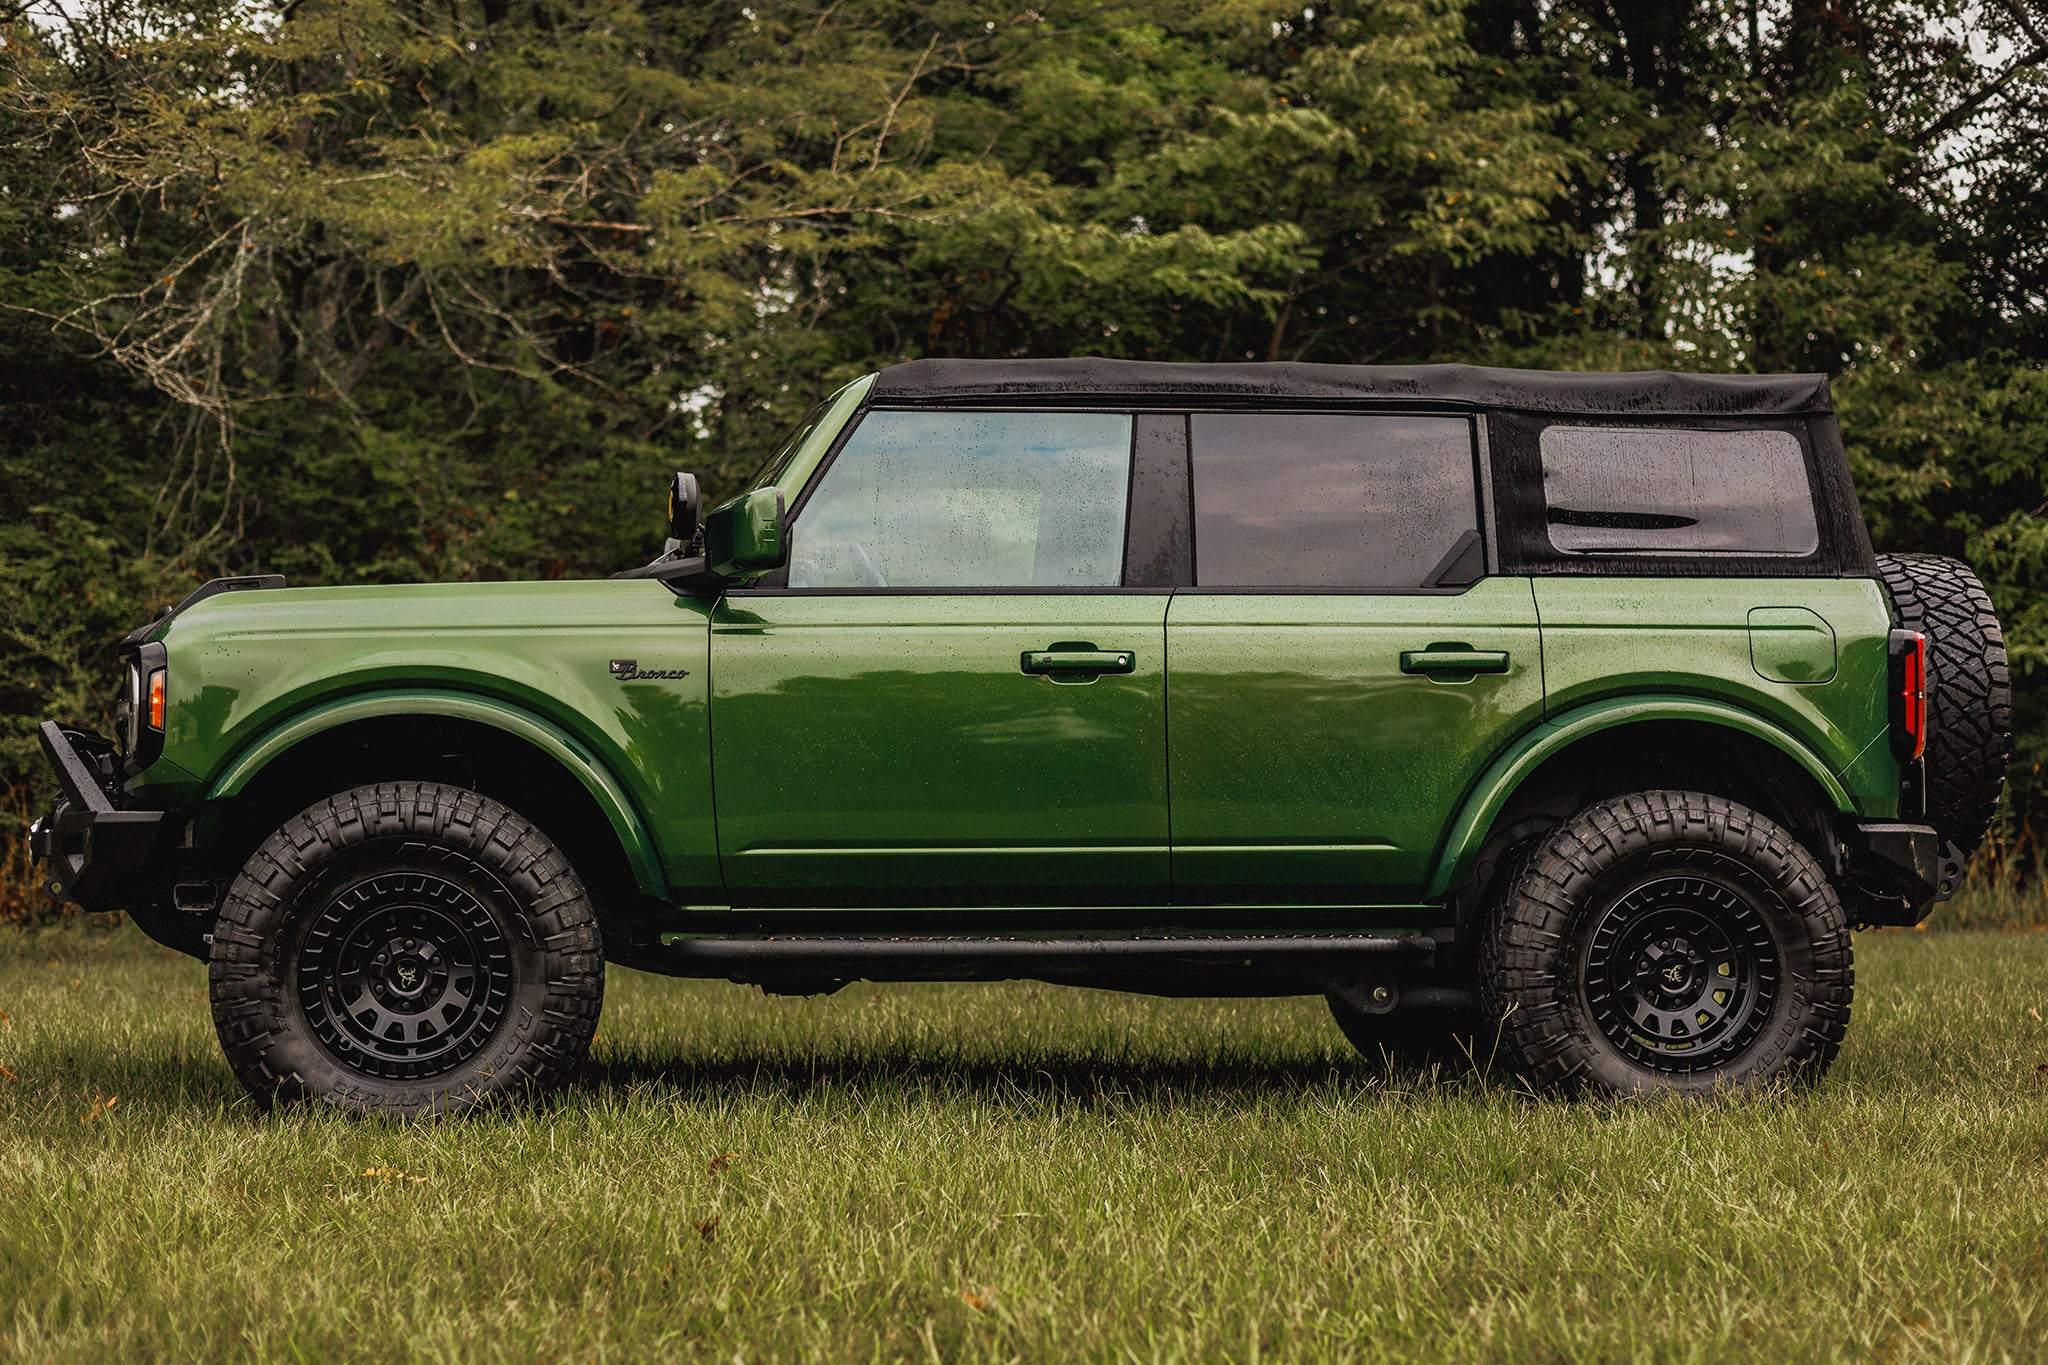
xmin=1874 ymin=553 xmax=2011 ymax=857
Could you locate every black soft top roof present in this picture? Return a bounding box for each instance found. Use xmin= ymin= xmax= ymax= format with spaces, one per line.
xmin=869 ymin=357 xmax=1832 ymax=417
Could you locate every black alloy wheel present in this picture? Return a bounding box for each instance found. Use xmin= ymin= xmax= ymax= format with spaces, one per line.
xmin=296 ymin=874 xmax=516 ymax=1080
xmin=1481 ymin=790 xmax=1852 ymax=1095
xmin=1578 ymin=876 xmax=1778 ymax=1075
xmin=210 ymin=782 xmax=603 ymax=1116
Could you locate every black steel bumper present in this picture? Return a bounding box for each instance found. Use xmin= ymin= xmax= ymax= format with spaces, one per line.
xmin=1841 ymin=820 xmax=1964 ymax=925
xmin=26 ymin=721 xmax=167 ymax=913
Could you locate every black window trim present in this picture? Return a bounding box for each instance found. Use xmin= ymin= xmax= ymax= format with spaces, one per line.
xmin=1473 ymin=412 xmax=1500 ymax=577
xmin=1124 ymin=412 xmax=1192 ymax=589
xmin=728 ymin=393 xmax=1858 ymax=600
xmin=1487 ymin=410 xmax=1859 ymax=578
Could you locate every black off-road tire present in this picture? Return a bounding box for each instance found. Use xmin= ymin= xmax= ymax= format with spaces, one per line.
xmin=1875 ymin=552 xmax=2011 ymax=857
xmin=1328 ymin=998 xmax=1502 ymax=1074
xmin=1481 ymin=791 xmax=1853 ymax=1095
xmin=209 ymin=782 xmax=604 ymax=1116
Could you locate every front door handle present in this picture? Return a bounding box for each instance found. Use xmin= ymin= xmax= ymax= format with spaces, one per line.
xmin=1021 ymin=648 xmax=1136 ymax=676
xmin=1400 ymin=649 xmax=1510 ymax=675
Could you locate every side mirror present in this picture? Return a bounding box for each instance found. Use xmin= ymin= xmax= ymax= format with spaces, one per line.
xmin=666 ymin=472 xmax=701 ymax=549
xmin=704 ymin=487 xmax=787 ymax=577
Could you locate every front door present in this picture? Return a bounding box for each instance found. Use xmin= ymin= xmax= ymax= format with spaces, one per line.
xmin=709 ymin=408 xmax=1170 ymax=905
xmin=1166 ymin=412 xmax=1547 ymax=903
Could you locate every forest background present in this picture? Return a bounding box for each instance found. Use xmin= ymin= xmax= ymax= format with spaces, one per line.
xmin=4 ymin=0 xmax=2047 ymax=919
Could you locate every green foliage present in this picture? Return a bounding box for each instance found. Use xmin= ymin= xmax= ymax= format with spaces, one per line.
xmin=2 ymin=0 xmax=2047 ymax=848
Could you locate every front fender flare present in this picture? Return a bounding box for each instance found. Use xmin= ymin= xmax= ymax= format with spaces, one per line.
xmin=1424 ymin=695 xmax=1857 ymax=902
xmin=207 ymin=689 xmax=668 ymax=898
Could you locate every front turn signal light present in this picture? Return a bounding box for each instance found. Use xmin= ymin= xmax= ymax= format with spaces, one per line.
xmin=147 ymin=668 xmax=166 ymax=731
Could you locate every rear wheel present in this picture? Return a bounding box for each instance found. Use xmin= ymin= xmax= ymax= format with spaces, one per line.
xmin=208 ymin=782 xmax=603 ymax=1116
xmin=1481 ymin=791 xmax=1852 ymax=1095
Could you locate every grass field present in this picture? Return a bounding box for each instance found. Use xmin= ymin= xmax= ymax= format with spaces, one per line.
xmin=4 ymin=924 xmax=2047 ymax=1362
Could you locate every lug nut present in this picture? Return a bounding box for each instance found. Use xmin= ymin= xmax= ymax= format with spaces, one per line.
xmin=1370 ymin=985 xmax=1392 ymax=1004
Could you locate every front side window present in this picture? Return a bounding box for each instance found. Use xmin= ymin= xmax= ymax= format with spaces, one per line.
xmin=788 ymin=410 xmax=1133 ymax=589
xmin=1190 ymin=413 xmax=1479 ymax=589
xmin=1540 ymin=425 xmax=1819 ymax=556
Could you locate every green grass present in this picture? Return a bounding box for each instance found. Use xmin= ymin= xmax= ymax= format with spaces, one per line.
xmin=1927 ymin=867 xmax=2048 ymax=931
xmin=4 ymin=926 xmax=2048 ymax=1362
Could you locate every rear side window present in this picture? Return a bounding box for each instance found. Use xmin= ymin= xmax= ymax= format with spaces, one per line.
xmin=1540 ymin=426 xmax=1819 ymax=556
xmin=1190 ymin=414 xmax=1478 ymax=589
xmin=789 ymin=410 xmax=1132 ymax=589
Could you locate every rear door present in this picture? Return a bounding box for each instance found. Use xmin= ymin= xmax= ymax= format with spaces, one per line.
xmin=1165 ymin=412 xmax=1546 ymax=903
xmin=708 ymin=407 xmax=1174 ymax=906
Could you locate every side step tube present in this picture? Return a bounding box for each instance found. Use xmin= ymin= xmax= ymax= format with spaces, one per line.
xmin=656 ymin=932 xmax=1435 ymax=981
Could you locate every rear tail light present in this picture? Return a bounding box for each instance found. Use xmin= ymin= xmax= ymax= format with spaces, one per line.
xmin=147 ymin=668 xmax=166 ymax=730
xmin=1890 ymin=629 xmax=1928 ymax=761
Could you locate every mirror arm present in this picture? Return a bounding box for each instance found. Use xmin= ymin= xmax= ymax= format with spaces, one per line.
xmin=610 ymin=554 xmax=727 ymax=596
xmin=649 ymin=555 xmax=728 ymax=597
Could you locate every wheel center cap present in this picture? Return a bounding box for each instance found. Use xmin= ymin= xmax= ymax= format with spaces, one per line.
xmin=371 ymin=937 xmax=442 ymax=1002
xmin=1634 ymin=936 xmax=1704 ymax=1002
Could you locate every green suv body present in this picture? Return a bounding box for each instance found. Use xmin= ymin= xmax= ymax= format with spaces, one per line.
xmin=32 ymin=359 xmax=2009 ymax=1111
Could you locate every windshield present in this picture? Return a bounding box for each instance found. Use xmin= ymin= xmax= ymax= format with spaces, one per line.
xmin=744 ymin=398 xmax=835 ymax=494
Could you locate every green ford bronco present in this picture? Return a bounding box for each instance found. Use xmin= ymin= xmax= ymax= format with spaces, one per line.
xmin=32 ymin=359 xmax=2012 ymax=1112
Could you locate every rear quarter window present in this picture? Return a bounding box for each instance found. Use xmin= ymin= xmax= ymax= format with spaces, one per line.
xmin=1540 ymin=426 xmax=1819 ymax=556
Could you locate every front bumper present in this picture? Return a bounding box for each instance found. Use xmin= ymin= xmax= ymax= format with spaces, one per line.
xmin=27 ymin=721 xmax=167 ymax=913
xmin=1841 ymin=820 xmax=1964 ymax=926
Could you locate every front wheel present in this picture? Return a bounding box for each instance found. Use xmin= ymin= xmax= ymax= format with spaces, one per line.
xmin=209 ymin=782 xmax=604 ymax=1116
xmin=1481 ymin=791 xmax=1852 ymax=1095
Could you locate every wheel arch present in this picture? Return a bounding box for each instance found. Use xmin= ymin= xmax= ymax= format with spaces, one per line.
xmin=1428 ymin=697 xmax=1856 ymax=913
xmin=201 ymin=691 xmax=668 ymax=906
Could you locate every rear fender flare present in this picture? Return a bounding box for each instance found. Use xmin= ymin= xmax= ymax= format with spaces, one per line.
xmin=207 ymin=690 xmax=667 ymax=898
xmin=1425 ymin=695 xmax=1856 ymax=901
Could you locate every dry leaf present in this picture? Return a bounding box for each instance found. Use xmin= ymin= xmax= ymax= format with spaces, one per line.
xmin=80 ymin=1096 xmax=118 ymax=1122
xmin=708 ymin=1152 xmax=738 ymax=1175
xmin=961 ymin=1286 xmax=997 ymax=1311
xmin=2028 ymin=1006 xmax=2043 ymax=1023
xmin=0 ymin=1009 xmax=12 ymax=1026
xmin=694 ymin=1215 xmax=720 ymax=1241
xmin=360 ymin=1164 xmax=424 ymax=1183
xmin=0 ymin=1064 xmax=17 ymax=1082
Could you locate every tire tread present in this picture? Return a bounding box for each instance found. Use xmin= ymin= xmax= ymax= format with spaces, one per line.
xmin=1479 ymin=790 xmax=1853 ymax=1094
xmin=208 ymin=781 xmax=602 ymax=1115
xmin=1874 ymin=552 xmax=2011 ymax=855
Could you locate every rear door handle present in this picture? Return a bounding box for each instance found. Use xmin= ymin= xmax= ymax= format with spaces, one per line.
xmin=1400 ymin=649 xmax=1510 ymax=675
xmin=1021 ymin=649 xmax=1136 ymax=675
